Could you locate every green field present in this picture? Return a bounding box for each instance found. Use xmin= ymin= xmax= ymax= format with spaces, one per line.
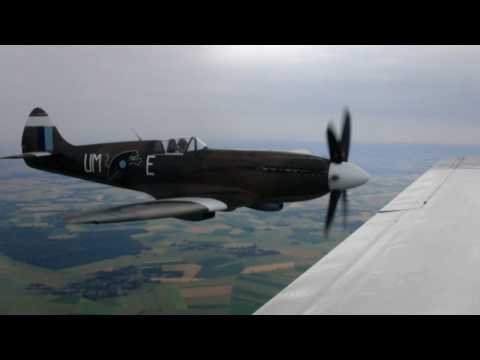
xmin=231 ymin=270 xmax=304 ymax=314
xmin=0 ymin=161 xmax=361 ymax=315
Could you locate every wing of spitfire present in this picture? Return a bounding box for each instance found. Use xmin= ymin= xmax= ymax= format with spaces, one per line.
xmin=256 ymin=157 xmax=480 ymax=314
xmin=65 ymin=197 xmax=228 ymax=224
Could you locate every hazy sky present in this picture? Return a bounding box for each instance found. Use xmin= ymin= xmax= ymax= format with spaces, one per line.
xmin=1 ymin=45 xmax=480 ymax=150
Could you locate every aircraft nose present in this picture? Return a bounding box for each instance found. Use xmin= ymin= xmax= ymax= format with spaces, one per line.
xmin=328 ymin=162 xmax=370 ymax=191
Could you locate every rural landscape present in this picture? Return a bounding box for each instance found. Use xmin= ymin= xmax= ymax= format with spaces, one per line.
xmin=0 ymin=143 xmax=464 ymax=314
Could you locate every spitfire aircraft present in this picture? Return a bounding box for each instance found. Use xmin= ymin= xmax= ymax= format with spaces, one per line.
xmin=1 ymin=107 xmax=369 ymax=232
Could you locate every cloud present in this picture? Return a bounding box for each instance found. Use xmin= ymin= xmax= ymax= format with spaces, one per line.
xmin=0 ymin=45 xmax=479 ymax=152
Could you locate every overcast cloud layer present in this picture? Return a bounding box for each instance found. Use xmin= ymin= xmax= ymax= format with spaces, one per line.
xmin=1 ymin=45 xmax=479 ymax=150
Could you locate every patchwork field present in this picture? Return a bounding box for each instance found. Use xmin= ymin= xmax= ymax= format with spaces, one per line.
xmin=0 ymin=143 xmax=439 ymax=314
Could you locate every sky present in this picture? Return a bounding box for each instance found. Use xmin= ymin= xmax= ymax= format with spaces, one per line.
xmin=1 ymin=45 xmax=480 ymax=151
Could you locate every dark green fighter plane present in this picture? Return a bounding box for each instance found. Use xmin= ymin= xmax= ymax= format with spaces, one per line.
xmin=1 ymin=107 xmax=369 ymax=233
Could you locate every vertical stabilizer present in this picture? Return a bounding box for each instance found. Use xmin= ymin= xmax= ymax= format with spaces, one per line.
xmin=21 ymin=107 xmax=70 ymax=154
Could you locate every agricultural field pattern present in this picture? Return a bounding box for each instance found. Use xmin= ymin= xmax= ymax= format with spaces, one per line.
xmin=1 ymin=142 xmax=477 ymax=314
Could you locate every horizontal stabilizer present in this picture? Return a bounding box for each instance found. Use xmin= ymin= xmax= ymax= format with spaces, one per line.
xmin=0 ymin=151 xmax=53 ymax=159
xmin=65 ymin=197 xmax=228 ymax=224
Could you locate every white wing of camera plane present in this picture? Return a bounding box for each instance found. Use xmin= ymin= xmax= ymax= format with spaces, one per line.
xmin=64 ymin=197 xmax=228 ymax=224
xmin=257 ymin=156 xmax=480 ymax=315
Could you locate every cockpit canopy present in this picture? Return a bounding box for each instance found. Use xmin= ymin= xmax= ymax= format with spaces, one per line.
xmin=151 ymin=137 xmax=208 ymax=155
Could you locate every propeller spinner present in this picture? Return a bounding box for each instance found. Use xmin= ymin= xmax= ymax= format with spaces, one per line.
xmin=324 ymin=109 xmax=369 ymax=235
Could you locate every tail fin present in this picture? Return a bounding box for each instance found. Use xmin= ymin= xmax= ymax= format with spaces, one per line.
xmin=21 ymin=107 xmax=70 ymax=154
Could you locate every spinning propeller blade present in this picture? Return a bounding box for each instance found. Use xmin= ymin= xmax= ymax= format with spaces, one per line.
xmin=341 ymin=110 xmax=351 ymax=162
xmin=324 ymin=109 xmax=356 ymax=236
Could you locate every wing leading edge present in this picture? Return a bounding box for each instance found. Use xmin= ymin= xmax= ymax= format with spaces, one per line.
xmin=256 ymin=157 xmax=480 ymax=315
xmin=65 ymin=197 xmax=228 ymax=224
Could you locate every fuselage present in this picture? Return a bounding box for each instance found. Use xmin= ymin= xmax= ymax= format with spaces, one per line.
xmin=9 ymin=106 xmax=369 ymax=227
xmin=25 ymin=139 xmax=331 ymax=210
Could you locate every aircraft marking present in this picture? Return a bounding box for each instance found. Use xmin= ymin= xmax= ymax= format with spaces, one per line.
xmin=84 ymin=153 xmax=102 ymax=174
xmin=146 ymin=155 xmax=156 ymax=176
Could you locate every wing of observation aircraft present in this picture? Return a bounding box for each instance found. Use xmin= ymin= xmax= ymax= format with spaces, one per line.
xmin=256 ymin=156 xmax=480 ymax=315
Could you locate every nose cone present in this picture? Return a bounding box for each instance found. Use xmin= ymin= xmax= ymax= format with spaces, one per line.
xmin=328 ymin=162 xmax=370 ymax=190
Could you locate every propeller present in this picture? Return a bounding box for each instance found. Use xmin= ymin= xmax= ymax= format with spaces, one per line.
xmin=324 ymin=109 xmax=352 ymax=236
